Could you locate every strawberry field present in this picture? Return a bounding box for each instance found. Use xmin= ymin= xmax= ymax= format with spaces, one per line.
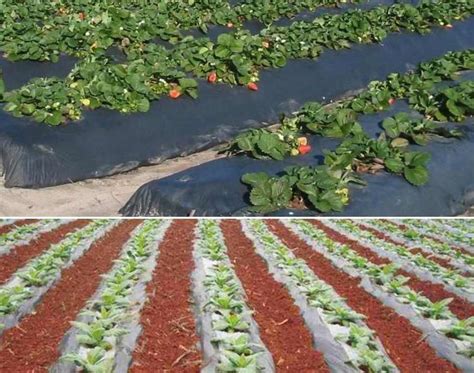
xmin=0 ymin=218 xmax=473 ymax=372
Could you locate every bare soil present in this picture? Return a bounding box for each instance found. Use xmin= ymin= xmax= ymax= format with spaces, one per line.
xmin=0 ymin=149 xmax=222 ymax=217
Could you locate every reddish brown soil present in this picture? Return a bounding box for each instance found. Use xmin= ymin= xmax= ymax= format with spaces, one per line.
xmin=0 ymin=220 xmax=91 ymax=285
xmin=0 ymin=219 xmax=39 ymax=235
xmin=359 ymin=223 xmax=467 ymax=274
xmin=267 ymin=220 xmax=458 ymax=373
xmin=310 ymin=220 xmax=474 ymax=320
xmin=130 ymin=220 xmax=201 ymax=373
xmin=0 ymin=220 xmax=141 ymax=372
xmin=409 ymin=248 xmax=463 ymax=273
xmin=382 ymin=219 xmax=473 ymax=257
xmin=221 ymin=220 xmax=330 ymax=373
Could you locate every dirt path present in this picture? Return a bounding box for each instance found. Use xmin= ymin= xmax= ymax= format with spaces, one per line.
xmin=0 ymin=149 xmax=222 ymax=217
xmin=0 ymin=145 xmax=473 ymax=217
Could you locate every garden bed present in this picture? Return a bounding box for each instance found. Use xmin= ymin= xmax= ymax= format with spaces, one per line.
xmin=0 ymin=218 xmax=472 ymax=372
xmin=0 ymin=2 xmax=472 ymax=189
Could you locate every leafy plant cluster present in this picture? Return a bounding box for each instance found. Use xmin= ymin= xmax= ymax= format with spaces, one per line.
xmin=0 ymin=220 xmax=52 ymax=247
xmin=62 ymin=220 xmax=163 ymax=373
xmin=291 ymin=219 xmax=473 ymax=358
xmin=228 ymin=49 xmax=473 ymax=158
xmin=1 ymin=1 xmax=472 ymax=125
xmin=368 ymin=220 xmax=474 ymax=267
xmin=405 ymin=219 xmax=474 ymax=248
xmin=197 ymin=220 xmax=262 ymax=372
xmin=241 ymin=165 xmax=360 ymax=214
xmin=440 ymin=220 xmax=474 ymax=236
xmin=333 ymin=220 xmax=474 ymax=292
xmin=234 ymin=50 xmax=473 ymax=214
xmin=0 ymin=220 xmax=111 ymax=321
xmin=0 ymin=0 xmax=363 ymax=62
xmin=247 ymin=220 xmax=396 ymax=372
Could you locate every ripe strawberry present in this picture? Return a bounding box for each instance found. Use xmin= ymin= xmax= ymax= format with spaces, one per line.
xmin=445 ymin=24 xmax=454 ymax=29
xmin=227 ymin=22 xmax=234 ymax=28
xmin=208 ymin=72 xmax=217 ymax=84
xmin=169 ymin=89 xmax=181 ymax=99
xmin=247 ymin=82 xmax=258 ymax=91
xmin=298 ymin=144 xmax=311 ymax=155
xmin=388 ymin=98 xmax=396 ymax=105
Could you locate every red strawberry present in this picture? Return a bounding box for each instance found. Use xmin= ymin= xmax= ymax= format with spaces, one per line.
xmin=298 ymin=144 xmax=311 ymax=155
xmin=388 ymin=98 xmax=396 ymax=105
xmin=247 ymin=82 xmax=258 ymax=91
xmin=444 ymin=24 xmax=454 ymax=29
xmin=169 ymin=89 xmax=181 ymax=99
xmin=208 ymin=72 xmax=217 ymax=84
xmin=227 ymin=22 xmax=234 ymax=28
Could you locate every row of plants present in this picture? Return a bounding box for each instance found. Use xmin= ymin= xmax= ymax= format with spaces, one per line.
xmin=440 ymin=220 xmax=474 ymax=236
xmin=289 ymin=219 xmax=474 ymax=359
xmin=236 ymin=50 xmax=474 ymax=214
xmin=0 ymin=220 xmax=112 ymax=331
xmin=244 ymin=219 xmax=396 ymax=372
xmin=362 ymin=221 xmax=472 ymax=275
xmin=365 ymin=220 xmax=474 ymax=267
xmin=0 ymin=219 xmax=56 ymax=251
xmin=0 ymin=0 xmax=365 ymax=62
xmin=403 ymin=219 xmax=474 ymax=249
xmin=62 ymin=220 xmax=166 ymax=372
xmin=1 ymin=1 xmax=472 ymax=125
xmin=329 ymin=220 xmax=474 ymax=294
xmin=195 ymin=220 xmax=265 ymax=372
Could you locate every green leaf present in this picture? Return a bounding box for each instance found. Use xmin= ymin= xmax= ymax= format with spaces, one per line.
xmin=404 ymin=166 xmax=429 ymax=186
xmin=391 ymin=138 xmax=409 ymax=148
xmin=137 ymin=98 xmax=150 ymax=112
xmin=241 ymin=172 xmax=269 ymax=187
xmin=385 ymin=158 xmax=404 ymax=173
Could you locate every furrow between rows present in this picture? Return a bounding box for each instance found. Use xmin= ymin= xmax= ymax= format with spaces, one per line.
xmin=130 ymin=219 xmax=201 ymax=372
xmin=0 ymin=219 xmax=38 ymax=235
xmin=0 ymin=219 xmax=65 ymax=256
xmin=0 ymin=219 xmax=90 ymax=285
xmin=285 ymin=220 xmax=473 ymax=370
xmin=362 ymin=220 xmax=473 ymax=273
xmin=0 ymin=220 xmax=141 ymax=372
xmin=220 ymin=220 xmax=329 ymax=372
xmin=327 ymin=220 xmax=474 ymax=302
xmin=266 ymin=220 xmax=459 ymax=372
xmin=309 ymin=220 xmax=474 ymax=320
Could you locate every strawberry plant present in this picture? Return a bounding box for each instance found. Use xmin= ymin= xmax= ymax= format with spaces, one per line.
xmin=3 ymin=2 xmax=473 ymax=124
xmin=382 ymin=113 xmax=462 ymax=146
xmin=241 ymin=165 xmax=361 ymax=214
